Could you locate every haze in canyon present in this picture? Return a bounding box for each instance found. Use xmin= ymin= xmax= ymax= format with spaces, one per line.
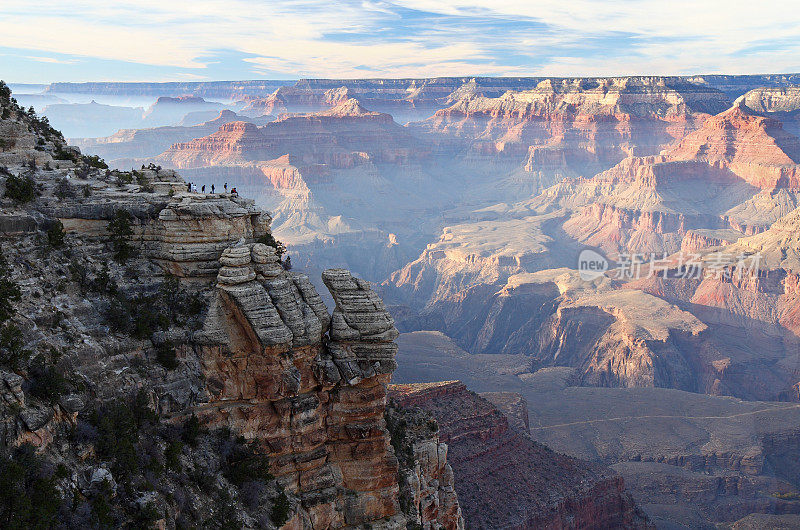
xmin=9 ymin=72 xmax=795 ymax=528
xmin=6 ymin=0 xmax=800 ymax=528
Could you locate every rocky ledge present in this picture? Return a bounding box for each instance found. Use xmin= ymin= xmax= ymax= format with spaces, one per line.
xmin=0 ymin=86 xmax=463 ymax=528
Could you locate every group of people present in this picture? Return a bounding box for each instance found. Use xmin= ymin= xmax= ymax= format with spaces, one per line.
xmin=186 ymin=182 xmax=238 ymax=196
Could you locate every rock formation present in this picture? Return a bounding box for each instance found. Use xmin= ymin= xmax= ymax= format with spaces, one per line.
xmin=0 ymin=90 xmax=468 ymax=529
xmin=665 ymin=102 xmax=800 ymax=189
xmin=385 ymin=397 xmax=464 ymax=529
xmin=414 ymin=76 xmax=730 ymax=193
xmin=159 ymin=99 xmax=425 ymax=170
xmin=736 ymin=86 xmax=800 ymax=137
xmin=71 ymin=110 xmax=267 ymax=166
xmin=187 ymin=251 xmax=411 ymax=527
xmin=389 ymin=381 xmax=650 ymax=529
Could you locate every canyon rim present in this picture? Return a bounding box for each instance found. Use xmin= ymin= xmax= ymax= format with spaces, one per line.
xmin=5 ymin=1 xmax=800 ymax=528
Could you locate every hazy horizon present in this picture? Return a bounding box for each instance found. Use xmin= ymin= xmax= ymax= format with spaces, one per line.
xmin=4 ymin=5 xmax=800 ymax=528
xmin=9 ymin=71 xmax=800 ymax=87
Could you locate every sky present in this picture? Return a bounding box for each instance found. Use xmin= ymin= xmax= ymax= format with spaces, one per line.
xmin=2 ymin=0 xmax=800 ymax=83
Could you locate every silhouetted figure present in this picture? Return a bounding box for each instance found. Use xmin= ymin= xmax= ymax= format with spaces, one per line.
xmin=201 ymin=185 xmax=205 ymax=193
xmin=211 ymin=184 xmax=215 ymax=194
xmin=187 ymin=182 xmax=191 ymax=192
xmin=224 ymin=183 xmax=228 ymax=191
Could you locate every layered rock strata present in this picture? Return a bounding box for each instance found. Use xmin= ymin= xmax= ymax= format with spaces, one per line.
xmin=169 ymin=241 xmax=462 ymax=528
xmin=46 ymin=184 xmax=271 ymax=279
xmin=0 ymin=105 xmax=462 ymax=527
xmin=159 ymin=99 xmax=424 ymax=171
xmin=415 ymin=77 xmax=729 ymax=187
xmin=389 ymin=381 xmax=650 ymax=529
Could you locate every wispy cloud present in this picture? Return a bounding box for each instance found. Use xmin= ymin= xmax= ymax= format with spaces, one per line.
xmin=24 ymin=56 xmax=78 ymax=65
xmin=2 ymin=0 xmax=800 ymax=82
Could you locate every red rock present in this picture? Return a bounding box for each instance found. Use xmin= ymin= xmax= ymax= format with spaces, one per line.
xmin=389 ymin=381 xmax=651 ymax=529
xmin=158 ymin=99 xmax=425 ymax=172
xmin=416 ymin=77 xmax=727 ymax=178
xmin=666 ymin=104 xmax=800 ymax=189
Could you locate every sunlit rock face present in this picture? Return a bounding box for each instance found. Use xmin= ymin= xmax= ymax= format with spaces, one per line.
xmin=414 ymin=77 xmax=730 ymax=186
xmin=736 ymin=86 xmax=800 ymax=137
xmin=191 ymin=253 xmax=411 ymax=528
xmin=158 ymin=99 xmax=425 ymax=171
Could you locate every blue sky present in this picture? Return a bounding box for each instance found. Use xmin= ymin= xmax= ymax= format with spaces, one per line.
xmin=2 ymin=0 xmax=800 ymax=83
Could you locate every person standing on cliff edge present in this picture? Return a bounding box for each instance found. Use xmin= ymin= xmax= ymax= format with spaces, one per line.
xmin=211 ymin=184 xmax=215 ymax=194
xmin=201 ymin=185 xmax=205 ymax=193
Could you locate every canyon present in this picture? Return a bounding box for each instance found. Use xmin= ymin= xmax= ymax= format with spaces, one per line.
xmin=392 ymin=331 xmax=800 ymax=528
xmin=2 ymin=93 xmax=474 ymax=528
xmin=389 ymin=381 xmax=648 ymax=529
xmin=384 ymin=91 xmax=800 ymax=402
xmin=0 ymin=82 xmax=654 ymax=528
xmin=15 ymin=72 xmax=800 ymax=527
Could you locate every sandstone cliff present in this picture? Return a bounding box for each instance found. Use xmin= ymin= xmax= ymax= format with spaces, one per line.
xmin=151 ymin=98 xmax=445 ymax=285
xmin=737 ymin=86 xmax=800 ymax=137
xmin=413 ymin=76 xmax=729 ymax=193
xmin=0 ymin=85 xmax=465 ymax=529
